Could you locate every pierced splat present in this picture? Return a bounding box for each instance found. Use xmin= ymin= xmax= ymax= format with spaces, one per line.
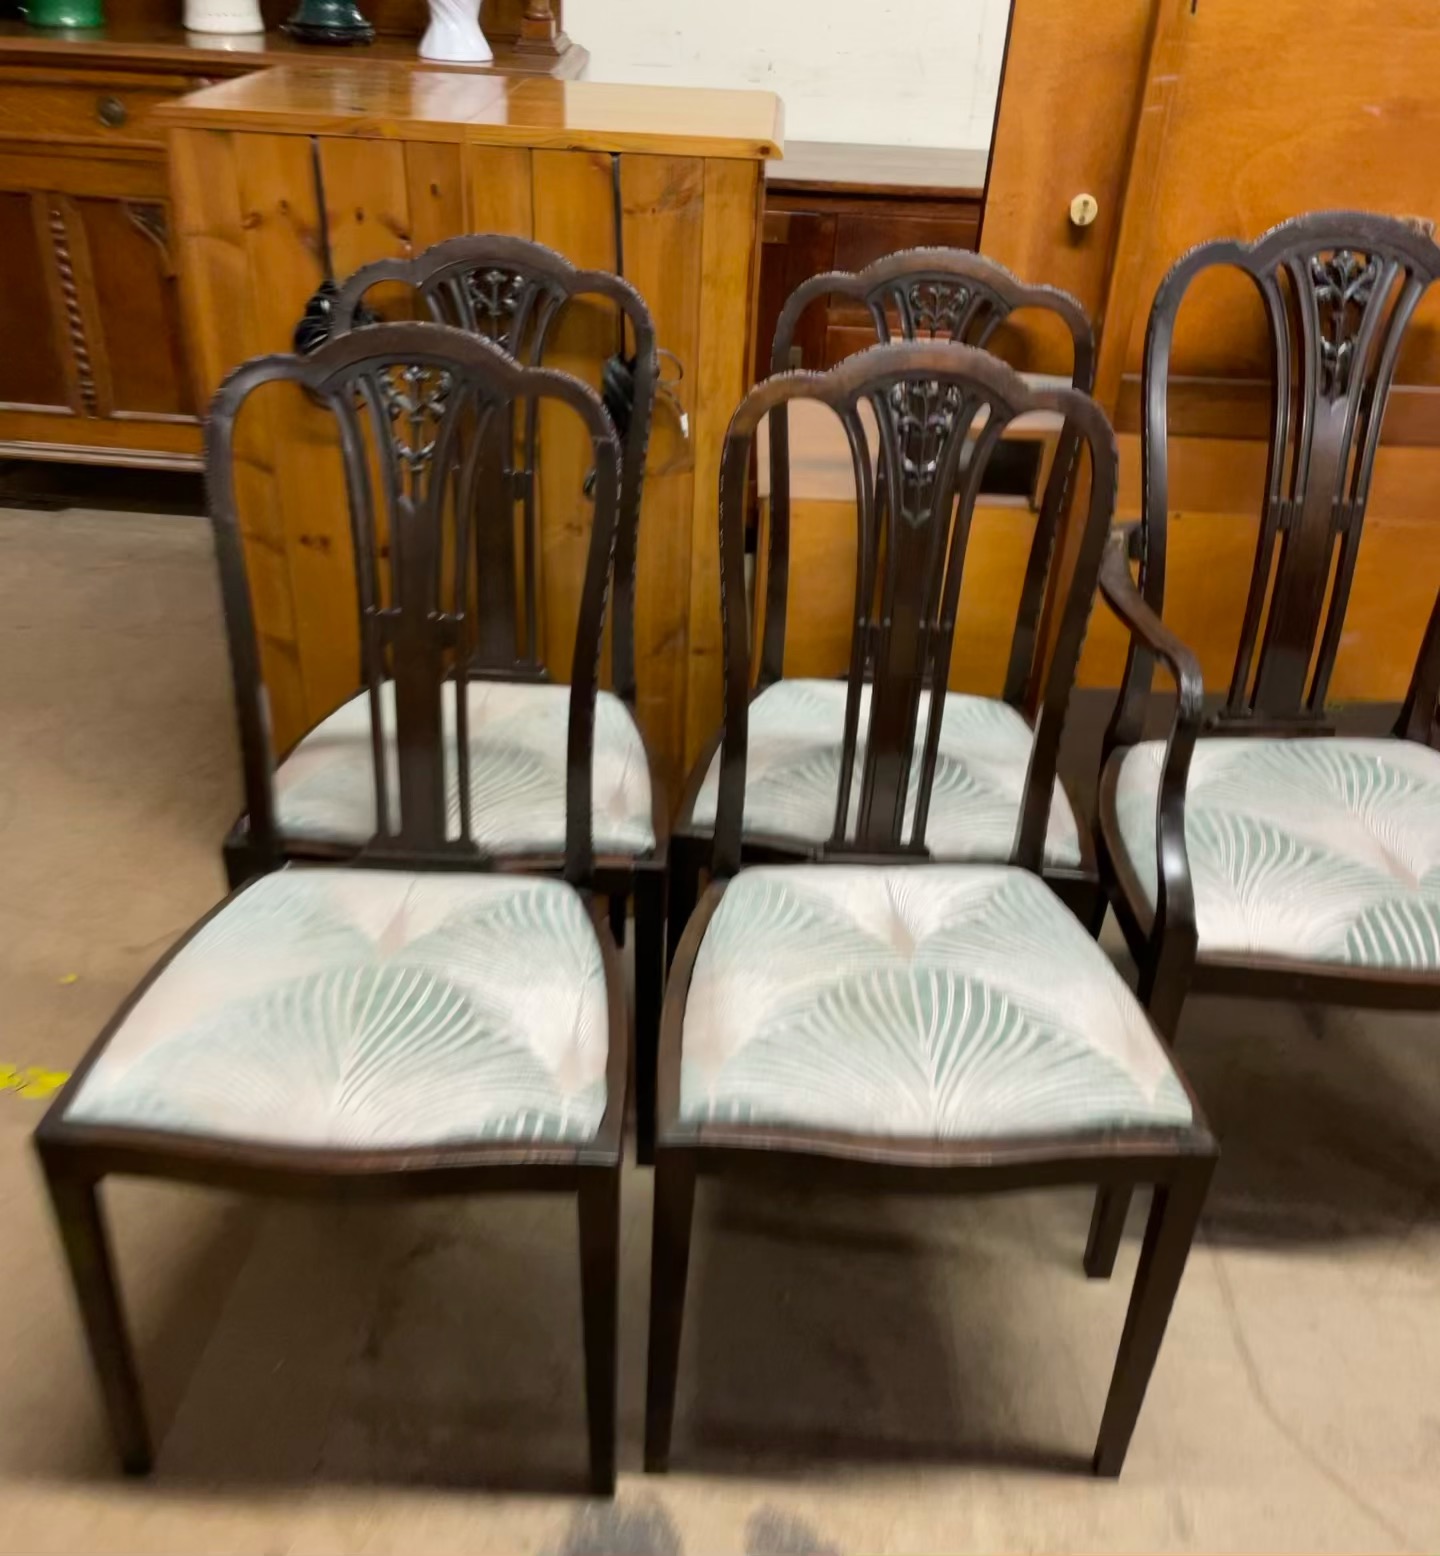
xmin=327 ymin=235 xmax=657 ymax=702
xmin=882 ymin=376 xmax=967 ymax=527
xmin=761 ymin=248 xmax=1095 ymax=709
xmin=711 ymin=340 xmax=1117 ymax=874
xmin=1309 ymin=248 xmax=1383 ymax=400
xmin=372 ymin=361 xmax=453 ymax=479
xmin=206 ymin=323 xmax=623 ymax=878
xmin=1123 ymin=215 xmax=1440 ymax=741
xmin=896 ymin=280 xmax=974 ymax=339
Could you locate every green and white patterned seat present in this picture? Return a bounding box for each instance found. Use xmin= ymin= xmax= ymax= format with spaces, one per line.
xmin=273 ymin=681 xmax=655 ymax=857
xmin=679 ymin=865 xmax=1191 ymax=1138
xmin=65 ymin=869 xmax=610 ymax=1148
xmin=1110 ymin=737 xmax=1440 ymax=970
xmin=687 ymin=679 xmax=1082 ymax=868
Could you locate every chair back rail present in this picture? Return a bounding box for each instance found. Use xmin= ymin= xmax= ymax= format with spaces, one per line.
xmin=206 ymin=322 xmax=622 ymax=887
xmin=762 ymin=248 xmax=1096 ymax=708
xmin=330 ymin=235 xmax=658 ymax=703
xmin=712 ymin=340 xmax=1118 ymax=877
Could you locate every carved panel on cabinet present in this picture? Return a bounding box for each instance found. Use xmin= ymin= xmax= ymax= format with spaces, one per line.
xmin=0 ymin=154 xmax=201 ymax=465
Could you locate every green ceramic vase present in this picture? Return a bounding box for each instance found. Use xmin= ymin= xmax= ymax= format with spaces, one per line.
xmin=283 ymin=0 xmax=375 ymax=44
xmin=23 ymin=0 xmax=105 ymax=27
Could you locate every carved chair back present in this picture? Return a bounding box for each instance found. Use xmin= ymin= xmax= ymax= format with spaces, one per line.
xmin=762 ymin=249 xmax=1096 ymax=707
xmin=1122 ymin=211 xmax=1440 ymax=738
xmin=207 ymin=323 xmax=622 ymax=888
xmin=330 ymin=235 xmax=657 ymax=703
xmin=712 ymin=342 xmax=1118 ymax=876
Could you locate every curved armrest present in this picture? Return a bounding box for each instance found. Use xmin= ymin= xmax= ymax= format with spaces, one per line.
xmin=1097 ymin=527 xmax=1203 ymax=951
xmin=1099 ymin=527 xmax=1205 ymax=727
xmin=1398 ymin=585 xmax=1440 ymax=747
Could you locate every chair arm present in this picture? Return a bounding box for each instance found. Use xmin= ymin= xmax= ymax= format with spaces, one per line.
xmin=1097 ymin=527 xmax=1203 ymax=951
xmin=1398 ymin=585 xmax=1440 ymax=747
xmin=1098 ymin=527 xmax=1205 ymax=727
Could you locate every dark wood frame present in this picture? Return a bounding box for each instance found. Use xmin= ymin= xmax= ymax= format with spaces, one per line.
xmin=645 ymin=341 xmax=1217 ymax=1478
xmin=1086 ymin=212 xmax=1440 ymax=1278
xmin=223 ymin=237 xmax=670 ymax=1167
xmin=35 ymin=323 xmax=633 ymax=1493
xmin=666 ymin=250 xmax=1104 ymax=1026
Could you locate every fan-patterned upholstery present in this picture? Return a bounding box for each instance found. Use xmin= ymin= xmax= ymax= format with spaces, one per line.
xmin=274 ymin=682 xmax=655 ymax=857
xmin=1110 ymin=737 xmax=1440 ymax=970
xmin=688 ymin=680 xmax=1082 ymax=866
xmin=679 ymin=865 xmax=1191 ymax=1138
xmin=67 ymin=869 xmax=610 ymax=1148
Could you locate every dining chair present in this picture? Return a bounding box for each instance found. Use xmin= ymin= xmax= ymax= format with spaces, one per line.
xmin=35 ymin=323 xmax=628 ymax=1494
xmin=645 ymin=340 xmax=1217 ymax=1478
xmin=1084 ymin=211 xmax=1440 ymax=1279
xmin=223 ymin=233 xmax=667 ymax=1164
xmin=666 ymin=249 xmax=1103 ymax=1008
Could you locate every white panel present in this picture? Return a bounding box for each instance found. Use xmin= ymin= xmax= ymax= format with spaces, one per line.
xmin=566 ymin=0 xmax=1011 ymax=153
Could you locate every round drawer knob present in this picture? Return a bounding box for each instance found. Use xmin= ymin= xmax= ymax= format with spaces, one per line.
xmin=96 ymin=95 xmax=128 ymax=129
xmin=1068 ymin=192 xmax=1099 ymax=229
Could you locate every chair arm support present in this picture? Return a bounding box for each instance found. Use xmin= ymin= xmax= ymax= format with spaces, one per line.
xmin=1097 ymin=528 xmax=1203 ymax=950
xmin=1098 ymin=528 xmax=1205 ymax=727
xmin=1398 ymin=585 xmax=1440 ymax=747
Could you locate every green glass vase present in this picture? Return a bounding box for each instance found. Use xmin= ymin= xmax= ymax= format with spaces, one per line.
xmin=24 ymin=0 xmax=105 ymax=28
xmin=283 ymin=0 xmax=375 ymax=44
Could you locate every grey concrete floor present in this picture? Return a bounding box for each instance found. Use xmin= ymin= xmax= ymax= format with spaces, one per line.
xmin=1 ymin=505 xmax=1438 ymax=1554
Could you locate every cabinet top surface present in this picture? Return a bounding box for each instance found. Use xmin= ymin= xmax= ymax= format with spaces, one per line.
xmin=159 ymin=61 xmax=784 ymax=159
xmin=0 ymin=20 xmax=583 ymax=77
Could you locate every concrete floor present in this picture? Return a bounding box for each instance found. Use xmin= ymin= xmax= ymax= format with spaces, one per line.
xmin=1 ymin=504 xmax=1438 ymax=1555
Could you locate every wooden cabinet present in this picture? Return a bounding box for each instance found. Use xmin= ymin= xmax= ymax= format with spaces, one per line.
xmin=759 ymin=172 xmax=984 ymax=374
xmin=0 ymin=0 xmax=580 ymax=472
xmin=165 ymin=63 xmax=779 ymax=786
xmin=0 ymin=67 xmax=202 ymax=467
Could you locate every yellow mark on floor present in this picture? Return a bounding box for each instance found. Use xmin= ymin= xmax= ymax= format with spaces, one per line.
xmin=0 ymin=1065 xmax=69 ymax=1100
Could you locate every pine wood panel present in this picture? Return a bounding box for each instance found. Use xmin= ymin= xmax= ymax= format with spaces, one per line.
xmin=463 ymin=143 xmax=533 ymax=235
xmin=404 ymin=140 xmax=466 ymax=252
xmin=232 ymin=131 xmax=347 ymax=739
xmin=683 ymin=156 xmax=764 ymax=771
xmin=531 ymin=147 xmax=616 ymax=685
xmin=619 ymin=154 xmax=706 ymax=796
xmin=169 ymin=126 xmax=307 ymax=746
xmin=159 ymin=65 xmax=784 ymax=162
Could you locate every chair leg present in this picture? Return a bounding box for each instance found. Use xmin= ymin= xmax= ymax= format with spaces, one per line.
xmin=41 ymin=1163 xmax=152 ymax=1474
xmin=607 ymin=893 xmax=628 ymax=950
xmin=633 ymin=871 xmax=665 ymax=1167
xmin=577 ymin=1167 xmax=620 ymax=1497
xmin=665 ymin=841 xmax=700 ymax=975
xmin=1092 ymin=1157 xmax=1214 ymax=1477
xmin=1084 ymin=1182 xmax=1132 ymax=1279
xmin=221 ymin=833 xmax=256 ymax=892
xmin=1088 ymin=927 xmax=1197 ymax=1278
xmin=644 ymin=1148 xmax=696 ymax=1474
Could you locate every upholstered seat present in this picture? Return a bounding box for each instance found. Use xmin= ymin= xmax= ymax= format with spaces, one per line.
xmin=678 ymin=864 xmax=1191 ymax=1138
xmin=687 ymin=680 xmax=1082 ymax=867
xmin=272 ymin=682 xmax=655 ymax=857
xmin=65 ymin=869 xmax=610 ymax=1148
xmin=1109 ymin=737 xmax=1440 ymax=970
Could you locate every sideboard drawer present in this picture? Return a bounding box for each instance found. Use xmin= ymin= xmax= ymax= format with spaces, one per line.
xmin=0 ymin=73 xmax=200 ymax=149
